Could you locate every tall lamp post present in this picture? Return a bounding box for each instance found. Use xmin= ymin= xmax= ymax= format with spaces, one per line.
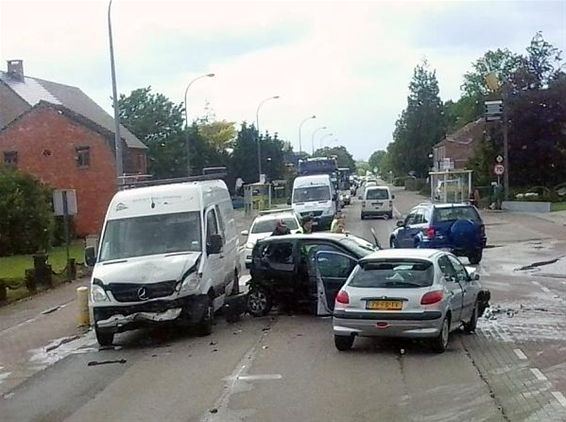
xmin=311 ymin=126 xmax=327 ymax=155
xmin=298 ymin=115 xmax=316 ymax=155
xmin=184 ymin=73 xmax=215 ymax=176
xmin=107 ymin=0 xmax=123 ymax=181
xmin=319 ymin=132 xmax=333 ymax=149
xmin=256 ymin=95 xmax=279 ymax=182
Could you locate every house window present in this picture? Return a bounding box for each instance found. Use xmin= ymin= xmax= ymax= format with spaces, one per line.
xmin=3 ymin=151 xmax=17 ymax=167
xmin=76 ymin=146 xmax=90 ymax=168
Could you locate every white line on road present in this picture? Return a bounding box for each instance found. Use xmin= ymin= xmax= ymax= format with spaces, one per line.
xmin=513 ymin=349 xmax=528 ymax=360
xmin=532 ymin=281 xmax=542 ymax=287
xmin=552 ymin=391 xmax=566 ymax=408
xmin=530 ymin=368 xmax=548 ymax=381
xmin=540 ymin=286 xmax=551 ymax=293
xmin=224 ymin=374 xmax=283 ymax=381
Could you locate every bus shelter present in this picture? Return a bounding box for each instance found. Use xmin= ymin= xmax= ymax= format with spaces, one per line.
xmin=244 ymin=183 xmax=272 ymax=215
xmin=429 ymin=169 xmax=473 ymax=204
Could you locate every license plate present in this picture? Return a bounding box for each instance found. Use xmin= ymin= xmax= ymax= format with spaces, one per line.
xmin=371 ymin=202 xmax=383 ymax=206
xmin=366 ymin=300 xmax=403 ymax=311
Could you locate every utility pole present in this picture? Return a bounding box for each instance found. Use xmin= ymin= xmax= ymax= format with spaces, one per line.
xmin=107 ymin=0 xmax=123 ymax=181
xmin=502 ymin=88 xmax=510 ymax=200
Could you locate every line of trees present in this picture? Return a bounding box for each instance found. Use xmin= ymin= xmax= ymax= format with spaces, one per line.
xmin=118 ymin=87 xmax=357 ymax=192
xmin=371 ymin=32 xmax=566 ymax=189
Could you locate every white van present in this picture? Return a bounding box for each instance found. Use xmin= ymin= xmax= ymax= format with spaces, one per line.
xmin=361 ymin=185 xmax=395 ymax=220
xmin=291 ymin=174 xmax=337 ymax=230
xmin=85 ymin=179 xmax=242 ymax=346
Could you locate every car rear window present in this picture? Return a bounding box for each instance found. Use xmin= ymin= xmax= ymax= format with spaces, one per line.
xmin=365 ymin=188 xmax=389 ymax=200
xmin=251 ymin=217 xmax=299 ymax=233
xmin=434 ymin=206 xmax=481 ymax=223
xmin=349 ymin=260 xmax=434 ymax=288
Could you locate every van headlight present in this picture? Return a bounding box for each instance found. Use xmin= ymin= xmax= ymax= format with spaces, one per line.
xmin=91 ymin=281 xmax=109 ymax=302
xmin=245 ymin=242 xmax=255 ymax=250
xmin=180 ymin=272 xmax=202 ymax=293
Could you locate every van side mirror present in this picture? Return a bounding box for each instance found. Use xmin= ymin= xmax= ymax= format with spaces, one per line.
xmin=241 ymin=230 xmax=249 ymax=236
xmin=207 ymin=234 xmax=223 ymax=255
xmin=396 ymin=220 xmax=405 ymax=228
xmin=85 ymin=246 xmax=97 ymax=266
xmin=392 ymin=194 xmax=396 ymax=199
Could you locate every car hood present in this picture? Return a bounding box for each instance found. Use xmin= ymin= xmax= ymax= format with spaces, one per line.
xmin=93 ymin=252 xmax=201 ymax=284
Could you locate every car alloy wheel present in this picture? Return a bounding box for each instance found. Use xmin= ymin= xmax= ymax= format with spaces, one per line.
xmin=247 ymin=288 xmax=272 ymax=317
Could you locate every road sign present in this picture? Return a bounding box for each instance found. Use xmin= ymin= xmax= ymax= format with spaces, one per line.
xmin=53 ymin=190 xmax=77 ymax=216
xmin=494 ymin=164 xmax=505 ymax=176
xmin=485 ymin=100 xmax=503 ymax=121
xmin=496 ymin=155 xmax=503 ymax=163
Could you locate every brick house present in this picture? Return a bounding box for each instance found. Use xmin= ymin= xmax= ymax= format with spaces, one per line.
xmin=0 ymin=60 xmax=147 ymax=236
xmin=432 ymin=119 xmax=484 ymax=171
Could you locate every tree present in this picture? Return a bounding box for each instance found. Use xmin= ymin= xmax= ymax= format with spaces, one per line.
xmin=368 ymin=150 xmax=386 ymax=173
xmin=0 ymin=168 xmax=54 ymax=256
xmin=118 ymin=87 xmax=225 ymax=178
xmin=312 ymin=145 xmax=356 ymax=170
xmin=389 ymin=61 xmax=446 ymax=177
xmin=355 ymin=161 xmax=370 ymax=176
xmin=197 ymin=119 xmax=237 ymax=151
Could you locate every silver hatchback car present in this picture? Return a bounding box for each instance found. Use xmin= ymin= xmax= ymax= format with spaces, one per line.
xmin=332 ymin=249 xmax=488 ymax=353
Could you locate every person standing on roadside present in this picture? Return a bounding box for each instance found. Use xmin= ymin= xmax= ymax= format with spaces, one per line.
xmin=331 ymin=212 xmax=346 ymax=233
xmin=302 ymin=215 xmax=314 ymax=234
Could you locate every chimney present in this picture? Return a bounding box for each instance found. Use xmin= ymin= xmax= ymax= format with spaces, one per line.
xmin=7 ymin=60 xmax=24 ymax=81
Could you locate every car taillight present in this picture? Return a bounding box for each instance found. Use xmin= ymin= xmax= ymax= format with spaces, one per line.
xmin=389 ymin=200 xmax=393 ymax=207
xmin=361 ymin=201 xmax=366 ymax=207
xmin=480 ymin=225 xmax=485 ymax=236
xmin=421 ymin=290 xmax=444 ymax=305
xmin=335 ymin=290 xmax=350 ymax=304
xmin=426 ymin=227 xmax=436 ymax=239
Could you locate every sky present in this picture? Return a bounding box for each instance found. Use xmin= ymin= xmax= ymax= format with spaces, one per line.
xmin=1 ymin=0 xmax=565 ymax=160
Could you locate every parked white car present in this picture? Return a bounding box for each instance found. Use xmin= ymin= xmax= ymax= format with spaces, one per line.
xmin=330 ymin=249 xmax=489 ymax=353
xmin=86 ymin=179 xmax=242 ymax=346
xmin=241 ymin=209 xmax=303 ymax=268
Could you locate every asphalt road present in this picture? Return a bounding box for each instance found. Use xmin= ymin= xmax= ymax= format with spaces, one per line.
xmin=2 ymin=188 xmax=565 ymax=421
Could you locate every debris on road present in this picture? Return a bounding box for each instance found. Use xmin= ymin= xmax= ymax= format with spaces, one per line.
xmin=45 ymin=335 xmax=80 ymax=352
xmin=209 ymin=341 xmax=217 ymax=346
xmin=41 ymin=305 xmax=61 ymax=315
xmin=87 ymin=359 xmax=126 ymax=366
xmin=515 ymin=257 xmax=562 ymax=272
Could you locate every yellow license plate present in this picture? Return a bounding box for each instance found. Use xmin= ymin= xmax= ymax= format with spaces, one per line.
xmin=366 ymin=300 xmax=403 ymax=311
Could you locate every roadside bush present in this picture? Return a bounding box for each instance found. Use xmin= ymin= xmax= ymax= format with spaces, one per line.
xmin=0 ymin=168 xmax=54 ymax=256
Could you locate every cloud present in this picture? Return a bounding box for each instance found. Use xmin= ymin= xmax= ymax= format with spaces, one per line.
xmin=1 ymin=0 xmax=565 ymax=159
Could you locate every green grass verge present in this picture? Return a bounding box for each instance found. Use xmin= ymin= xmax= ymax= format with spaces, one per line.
xmin=551 ymin=202 xmax=566 ymax=212
xmin=0 ymin=242 xmax=84 ymax=279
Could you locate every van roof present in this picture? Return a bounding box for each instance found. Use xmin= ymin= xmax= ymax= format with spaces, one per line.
xmin=107 ymin=180 xmax=229 ymax=220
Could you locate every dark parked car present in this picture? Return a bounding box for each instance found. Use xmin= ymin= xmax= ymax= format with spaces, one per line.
xmin=389 ymin=203 xmax=487 ymax=264
xmin=247 ymin=233 xmax=379 ymax=316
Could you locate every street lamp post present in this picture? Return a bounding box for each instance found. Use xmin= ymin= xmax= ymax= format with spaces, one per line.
xmin=184 ymin=73 xmax=215 ymax=176
xmin=319 ymin=133 xmax=333 ymax=149
xmin=311 ymin=126 xmax=327 ymax=155
xmin=256 ymin=95 xmax=279 ymax=182
xmin=298 ymin=115 xmax=316 ymax=155
xmin=107 ymin=0 xmax=123 ymax=181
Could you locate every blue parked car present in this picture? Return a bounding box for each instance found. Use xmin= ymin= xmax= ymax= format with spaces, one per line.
xmin=389 ymin=203 xmax=487 ymax=264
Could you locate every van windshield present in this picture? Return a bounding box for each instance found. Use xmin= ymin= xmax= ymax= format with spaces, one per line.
xmin=99 ymin=212 xmax=202 ymax=262
xmin=293 ymin=186 xmax=330 ymax=203
xmin=366 ymin=189 xmax=389 ymax=200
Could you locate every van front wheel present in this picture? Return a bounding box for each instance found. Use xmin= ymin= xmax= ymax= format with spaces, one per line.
xmin=196 ymin=297 xmax=214 ymax=336
xmin=95 ymin=328 xmax=114 ymax=347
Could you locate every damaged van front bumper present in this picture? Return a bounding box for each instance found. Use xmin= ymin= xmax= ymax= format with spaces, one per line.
xmin=93 ymin=295 xmax=209 ymax=333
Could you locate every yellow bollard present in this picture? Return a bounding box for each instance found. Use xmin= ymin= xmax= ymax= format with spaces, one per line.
xmin=77 ymin=286 xmax=90 ymax=327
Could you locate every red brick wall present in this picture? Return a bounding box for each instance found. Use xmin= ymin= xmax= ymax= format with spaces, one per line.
xmin=0 ymin=107 xmax=117 ymax=236
xmin=125 ymin=147 xmax=147 ymax=174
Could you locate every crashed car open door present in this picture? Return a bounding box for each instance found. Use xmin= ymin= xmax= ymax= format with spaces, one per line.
xmin=308 ymin=249 xmax=358 ymax=316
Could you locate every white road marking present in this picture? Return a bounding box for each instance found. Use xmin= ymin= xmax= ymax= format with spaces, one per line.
xmin=530 ymin=368 xmax=547 ymax=381
xmin=513 ymin=349 xmax=528 ymax=360
xmin=540 ymin=286 xmax=551 ymax=293
xmin=532 ymin=281 xmax=542 ymax=287
xmin=552 ymin=391 xmax=566 ymax=408
xmin=224 ymin=374 xmax=282 ymax=381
